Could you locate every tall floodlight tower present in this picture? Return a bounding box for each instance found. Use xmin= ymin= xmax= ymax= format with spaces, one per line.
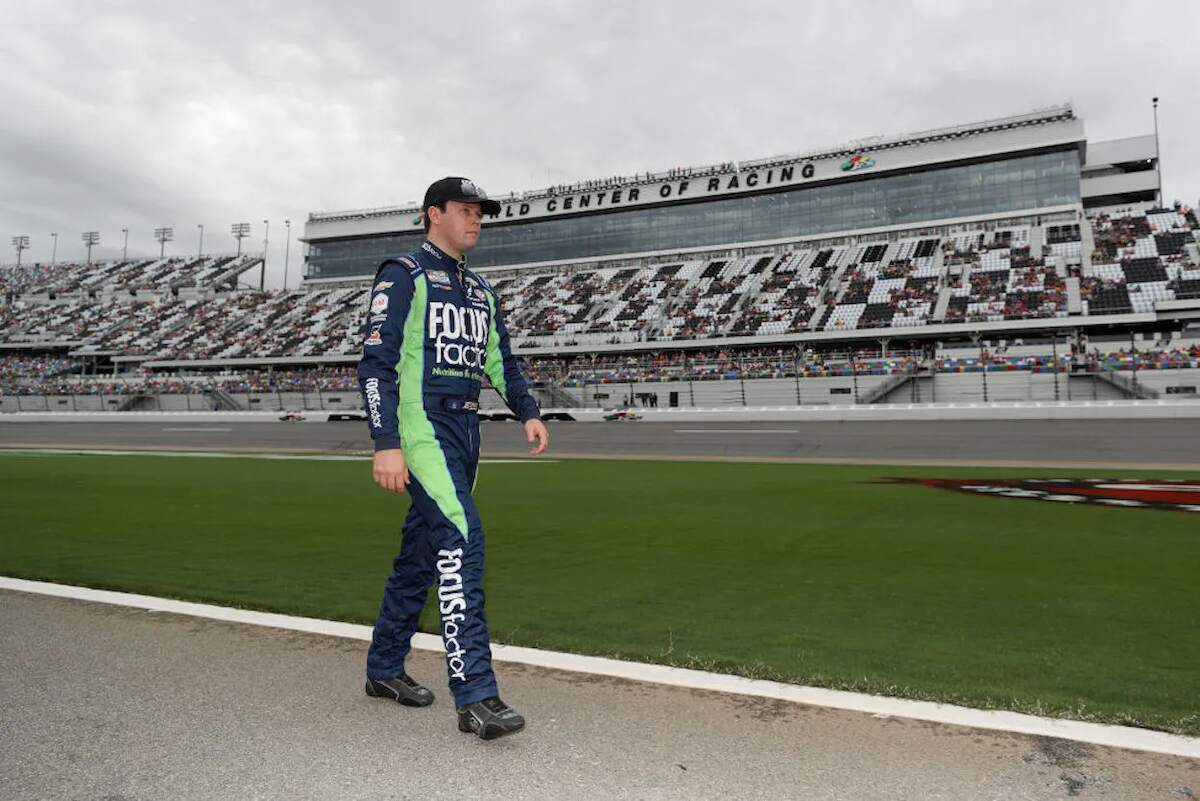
xmin=155 ymin=227 xmax=175 ymax=259
xmin=261 ymin=219 xmax=270 ymax=290
xmin=81 ymin=231 xmax=100 ymax=264
xmin=197 ymin=223 xmax=205 ymax=258
xmin=12 ymin=235 xmax=30 ymax=267
xmin=1152 ymin=97 xmax=1163 ymax=206
xmin=283 ymin=219 xmax=292 ymax=290
xmin=121 ymin=227 xmax=129 ymax=260
xmin=231 ymin=222 xmax=251 ymax=256
xmin=50 ymin=232 xmax=58 ymax=266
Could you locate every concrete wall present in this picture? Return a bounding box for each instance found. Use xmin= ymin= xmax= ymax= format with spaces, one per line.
xmin=278 ymin=392 xmax=306 ymax=410
xmin=872 ymin=373 xmax=1128 ymax=404
xmin=3 ymin=395 xmax=47 ymax=411
xmin=44 ymin=396 xmax=75 ymax=411
xmin=562 ymin=375 xmax=893 ymax=408
xmin=1080 ymin=171 xmax=1159 ymax=201
xmin=0 ymin=395 xmax=132 ymax=412
xmin=317 ymin=392 xmax=360 ymax=410
xmin=930 ymin=372 xmax=1075 ymax=403
xmin=9 ymin=371 xmax=1190 ymax=415
xmin=158 ymin=395 xmax=193 ymax=411
xmin=477 ymin=388 xmax=558 ymax=413
xmin=0 ymin=391 xmax=360 ymax=414
xmin=1115 ymin=368 xmax=1200 ymax=397
xmin=1084 ymin=134 xmax=1157 ymax=167
xmin=245 ymin=393 xmax=282 ymax=411
xmin=480 ymin=392 xmax=509 ymax=411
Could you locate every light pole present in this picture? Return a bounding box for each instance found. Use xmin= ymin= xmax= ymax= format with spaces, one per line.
xmin=1130 ymin=331 xmax=1139 ymax=393
xmin=1152 ymin=97 xmax=1163 ymax=207
xmin=197 ymin=223 xmax=205 ymax=258
xmin=81 ymin=231 xmax=100 ymax=264
xmin=154 ymin=227 xmax=174 ymax=259
xmin=261 ymin=219 xmax=270 ymax=290
xmin=12 ymin=235 xmax=30 ymax=267
xmin=50 ymin=232 xmax=57 ymax=266
xmin=1051 ymin=331 xmax=1060 ymax=401
xmin=231 ymin=222 xmax=250 ymax=256
xmin=121 ymin=227 xmax=129 ymax=260
xmin=283 ymin=219 xmax=291 ymax=290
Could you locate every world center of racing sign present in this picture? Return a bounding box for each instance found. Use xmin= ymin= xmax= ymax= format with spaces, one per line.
xmin=880 ymin=478 xmax=1200 ymax=514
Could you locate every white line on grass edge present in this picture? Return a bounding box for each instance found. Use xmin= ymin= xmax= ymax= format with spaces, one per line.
xmin=2 ymin=576 xmax=1196 ymax=759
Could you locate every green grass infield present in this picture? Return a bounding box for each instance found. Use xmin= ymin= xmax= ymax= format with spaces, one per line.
xmin=1 ymin=451 xmax=1196 ymax=736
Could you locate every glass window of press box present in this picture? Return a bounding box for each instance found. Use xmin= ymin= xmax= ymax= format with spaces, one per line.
xmin=305 ymin=150 xmax=1080 ymax=279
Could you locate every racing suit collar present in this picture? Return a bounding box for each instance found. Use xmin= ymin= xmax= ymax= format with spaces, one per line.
xmin=422 ymin=239 xmax=468 ymax=271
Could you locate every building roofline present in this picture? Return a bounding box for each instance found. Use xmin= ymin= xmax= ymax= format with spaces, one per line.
xmin=307 ymin=104 xmax=1077 ymax=224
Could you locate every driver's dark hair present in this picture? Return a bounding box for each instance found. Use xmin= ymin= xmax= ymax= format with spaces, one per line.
xmin=423 ymin=202 xmax=447 ymax=233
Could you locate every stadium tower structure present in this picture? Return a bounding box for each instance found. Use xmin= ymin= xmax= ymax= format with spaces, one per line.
xmin=303 ymin=104 xmax=1157 ymax=282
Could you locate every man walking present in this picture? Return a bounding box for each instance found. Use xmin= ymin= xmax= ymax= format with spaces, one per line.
xmin=357 ymin=176 xmax=550 ymax=740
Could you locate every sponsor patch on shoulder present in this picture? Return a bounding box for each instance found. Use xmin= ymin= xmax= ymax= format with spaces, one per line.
xmin=364 ymin=328 xmax=383 ymax=347
xmin=370 ymin=294 xmax=389 ymax=314
xmin=426 ymin=269 xmax=452 ymax=288
xmin=373 ymin=280 xmax=394 ymax=292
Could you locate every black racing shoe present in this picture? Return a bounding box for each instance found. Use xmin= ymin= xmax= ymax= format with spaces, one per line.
xmin=457 ymin=696 xmax=526 ymax=740
xmin=365 ymin=674 xmax=435 ymax=707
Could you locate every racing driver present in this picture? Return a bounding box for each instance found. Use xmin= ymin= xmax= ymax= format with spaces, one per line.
xmin=357 ymin=176 xmax=550 ymax=740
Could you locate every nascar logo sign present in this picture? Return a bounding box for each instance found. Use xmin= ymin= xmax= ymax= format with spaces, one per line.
xmin=840 ymin=153 xmax=875 ymax=172
xmin=881 ymin=478 xmax=1200 ymax=513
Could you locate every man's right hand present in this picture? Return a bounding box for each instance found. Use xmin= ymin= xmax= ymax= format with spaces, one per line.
xmin=373 ymin=449 xmax=410 ymax=493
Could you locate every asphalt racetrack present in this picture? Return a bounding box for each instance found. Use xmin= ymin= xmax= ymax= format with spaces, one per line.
xmin=2 ymin=417 xmax=1199 ymax=468
xmin=3 ymin=590 xmax=1197 ymax=801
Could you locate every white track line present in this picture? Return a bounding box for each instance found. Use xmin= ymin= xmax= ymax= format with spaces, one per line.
xmin=674 ymin=429 xmax=799 ymax=434
xmin=2 ymin=577 xmax=1195 ymax=758
xmin=0 ymin=448 xmax=554 ymax=464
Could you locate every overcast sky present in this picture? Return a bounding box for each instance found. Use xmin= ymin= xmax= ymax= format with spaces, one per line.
xmin=3 ymin=0 xmax=1198 ymax=285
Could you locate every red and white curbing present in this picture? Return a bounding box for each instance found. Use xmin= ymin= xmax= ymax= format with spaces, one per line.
xmin=2 ymin=575 xmax=1197 ymax=759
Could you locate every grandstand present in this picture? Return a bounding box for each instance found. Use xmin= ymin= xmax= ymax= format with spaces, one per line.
xmin=0 ymin=254 xmax=258 ymax=298
xmin=3 ymin=105 xmax=1199 ymax=411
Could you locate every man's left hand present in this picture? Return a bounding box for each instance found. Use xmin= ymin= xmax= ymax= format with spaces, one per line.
xmin=525 ymin=418 xmax=549 ymax=456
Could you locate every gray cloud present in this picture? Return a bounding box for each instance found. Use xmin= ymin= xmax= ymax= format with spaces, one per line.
xmin=2 ymin=0 xmax=1197 ymax=283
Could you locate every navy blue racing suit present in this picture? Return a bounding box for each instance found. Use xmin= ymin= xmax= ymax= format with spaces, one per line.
xmin=358 ymin=239 xmax=540 ymax=706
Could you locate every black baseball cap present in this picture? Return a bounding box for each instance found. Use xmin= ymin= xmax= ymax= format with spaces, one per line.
xmin=423 ymin=176 xmax=501 ymax=217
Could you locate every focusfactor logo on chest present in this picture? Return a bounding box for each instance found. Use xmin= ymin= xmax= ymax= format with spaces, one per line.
xmin=428 ymin=301 xmax=489 ymax=369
